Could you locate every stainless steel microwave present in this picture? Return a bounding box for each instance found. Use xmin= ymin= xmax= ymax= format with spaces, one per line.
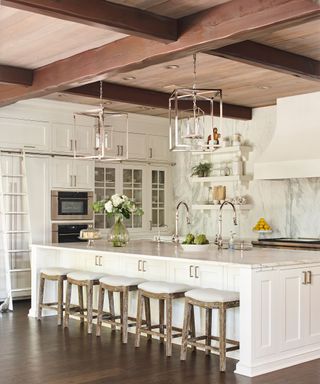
xmin=51 ymin=191 xmax=93 ymax=221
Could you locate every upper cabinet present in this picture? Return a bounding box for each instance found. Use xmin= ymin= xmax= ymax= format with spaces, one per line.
xmin=0 ymin=117 xmax=50 ymax=151
xmin=51 ymin=122 xmax=94 ymax=156
xmin=128 ymin=133 xmax=147 ymax=160
xmin=51 ymin=157 xmax=94 ymax=190
xmin=148 ymin=135 xmax=170 ymax=162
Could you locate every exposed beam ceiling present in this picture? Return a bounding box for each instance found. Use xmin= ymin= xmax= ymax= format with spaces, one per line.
xmin=0 ymin=0 xmax=319 ymax=107
xmin=2 ymin=0 xmax=177 ymax=42
xmin=208 ymin=41 xmax=320 ymax=82
xmin=64 ymin=82 xmax=252 ymax=120
xmin=0 ymin=64 xmax=33 ymax=86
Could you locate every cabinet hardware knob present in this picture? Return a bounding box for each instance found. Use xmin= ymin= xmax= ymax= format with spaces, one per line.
xmin=195 ymin=266 xmax=199 ymax=279
xmin=189 ymin=265 xmax=194 ymax=278
xmin=307 ymin=271 xmax=312 ymax=284
xmin=142 ymin=261 xmax=147 ymax=272
xmin=138 ymin=260 xmax=142 ymax=272
xmin=302 ymin=271 xmax=307 ymax=285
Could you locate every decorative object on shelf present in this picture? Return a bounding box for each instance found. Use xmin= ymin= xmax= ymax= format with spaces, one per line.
xmin=73 ymin=81 xmax=129 ymax=161
xmin=93 ymin=194 xmax=143 ymax=247
xmin=232 ymin=154 xmax=243 ymax=176
xmin=207 ymin=127 xmax=221 ymax=146
xmin=232 ymin=133 xmax=242 ymax=146
xmin=213 ymin=185 xmax=226 ymax=202
xmin=79 ymin=224 xmax=101 ymax=247
xmin=231 ymin=196 xmax=247 ymax=205
xmin=169 ymin=53 xmax=223 ymax=152
xmin=191 ymin=161 xmax=212 ymax=177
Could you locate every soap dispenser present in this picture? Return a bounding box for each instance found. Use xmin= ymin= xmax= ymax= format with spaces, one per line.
xmin=229 ymin=231 xmax=236 ymax=250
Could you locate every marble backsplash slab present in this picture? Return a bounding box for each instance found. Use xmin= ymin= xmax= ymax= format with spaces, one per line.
xmin=172 ymin=106 xmax=320 ymax=240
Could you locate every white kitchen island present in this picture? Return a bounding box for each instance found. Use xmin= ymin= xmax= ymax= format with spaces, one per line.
xmin=30 ymin=240 xmax=320 ymax=377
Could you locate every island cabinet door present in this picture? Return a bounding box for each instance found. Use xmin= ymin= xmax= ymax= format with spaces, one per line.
xmin=84 ymin=253 xmax=121 ymax=274
xmin=279 ymin=267 xmax=309 ymax=352
xmin=121 ymin=256 xmax=167 ymax=281
xmin=197 ymin=264 xmax=224 ymax=289
xmin=305 ymin=266 xmax=320 ymax=345
xmin=167 ymin=261 xmax=201 ymax=286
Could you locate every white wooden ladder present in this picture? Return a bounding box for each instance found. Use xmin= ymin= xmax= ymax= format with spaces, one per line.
xmin=0 ymin=150 xmax=32 ymax=310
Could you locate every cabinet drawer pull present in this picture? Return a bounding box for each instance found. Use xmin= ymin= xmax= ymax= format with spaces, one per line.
xmin=70 ymin=175 xmax=73 ymax=187
xmin=149 ymin=148 xmax=153 ymax=159
xmin=117 ymin=145 xmax=120 ymax=156
xmin=189 ymin=265 xmax=194 ymax=278
xmin=99 ymin=256 xmax=102 ymax=266
xmin=195 ymin=266 xmax=199 ymax=279
xmin=95 ymin=255 xmax=98 ymax=266
xmin=74 ymin=175 xmax=77 ymax=187
xmin=74 ymin=140 xmax=77 ymax=151
xmin=121 ymin=145 xmax=124 ymax=156
xmin=302 ymin=271 xmax=307 ymax=285
xmin=70 ymin=140 xmax=73 ymax=151
xmin=142 ymin=261 xmax=147 ymax=272
xmin=307 ymin=271 xmax=312 ymax=284
xmin=138 ymin=260 xmax=142 ymax=272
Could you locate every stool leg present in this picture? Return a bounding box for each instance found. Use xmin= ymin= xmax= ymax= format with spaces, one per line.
xmin=190 ymin=304 xmax=196 ymax=353
xmin=37 ymin=275 xmax=45 ymax=320
xmin=57 ymin=277 xmax=64 ymax=326
xmin=96 ymin=284 xmax=105 ymax=337
xmin=135 ymin=290 xmax=143 ymax=348
xmin=122 ymin=288 xmax=129 ymax=344
xmin=86 ymin=282 xmax=94 ymax=334
xmin=108 ymin=291 xmax=116 ymax=332
xmin=165 ymin=297 xmax=173 ymax=357
xmin=205 ymin=308 xmax=212 ymax=355
xmin=159 ymin=299 xmax=165 ymax=344
xmin=64 ymin=280 xmax=72 ymax=328
xmin=219 ymin=305 xmax=227 ymax=372
xmin=144 ymin=296 xmax=152 ymax=341
xmin=180 ymin=300 xmax=192 ymax=360
xmin=78 ymin=285 xmax=84 ymax=324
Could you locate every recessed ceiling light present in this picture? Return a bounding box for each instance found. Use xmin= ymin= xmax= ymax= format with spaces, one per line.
xmin=166 ymin=64 xmax=180 ymax=70
xmin=257 ymin=85 xmax=271 ymax=90
xmin=122 ymin=76 xmax=136 ymax=81
xmin=103 ymin=100 xmax=112 ymax=105
xmin=163 ymin=84 xmax=178 ymax=89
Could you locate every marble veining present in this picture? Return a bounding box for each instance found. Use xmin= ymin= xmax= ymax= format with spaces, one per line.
xmin=172 ymin=106 xmax=320 ymax=240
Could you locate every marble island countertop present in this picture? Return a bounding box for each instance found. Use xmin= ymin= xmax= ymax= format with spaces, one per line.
xmin=32 ymin=240 xmax=320 ymax=269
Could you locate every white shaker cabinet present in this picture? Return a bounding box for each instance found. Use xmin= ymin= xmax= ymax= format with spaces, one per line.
xmin=121 ymin=256 xmax=167 ymax=281
xmin=51 ymin=123 xmax=94 ymax=156
xmin=128 ymin=133 xmax=147 ymax=160
xmin=51 ymin=157 xmax=94 ymax=190
xmin=147 ymin=135 xmax=170 ymax=162
xmin=279 ymin=265 xmax=320 ymax=352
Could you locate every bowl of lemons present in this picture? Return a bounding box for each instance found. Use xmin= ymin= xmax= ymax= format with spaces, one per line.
xmin=253 ymin=218 xmax=272 ymax=239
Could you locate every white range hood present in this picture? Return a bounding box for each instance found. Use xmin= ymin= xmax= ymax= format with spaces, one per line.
xmin=255 ymin=91 xmax=320 ymax=179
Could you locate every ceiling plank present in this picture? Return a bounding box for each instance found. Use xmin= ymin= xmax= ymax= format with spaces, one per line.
xmin=0 ymin=0 xmax=319 ymax=106
xmin=64 ymin=82 xmax=252 ymax=120
xmin=0 ymin=64 xmax=33 ymax=86
xmin=207 ymin=41 xmax=320 ymax=82
xmin=2 ymin=0 xmax=177 ymax=42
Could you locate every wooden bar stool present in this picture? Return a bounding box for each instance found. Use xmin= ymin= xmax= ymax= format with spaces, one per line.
xmin=135 ymin=281 xmax=191 ymax=357
xmin=64 ymin=271 xmax=105 ymax=334
xmin=180 ymin=288 xmax=240 ymax=372
xmin=96 ymin=275 xmax=146 ymax=343
xmin=37 ymin=267 xmax=73 ymax=326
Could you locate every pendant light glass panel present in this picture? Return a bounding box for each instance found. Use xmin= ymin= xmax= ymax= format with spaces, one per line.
xmin=73 ymin=108 xmax=128 ymax=161
xmin=169 ymin=88 xmax=223 ymax=151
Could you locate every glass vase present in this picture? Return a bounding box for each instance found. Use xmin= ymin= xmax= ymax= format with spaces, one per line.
xmin=108 ymin=214 xmax=129 ymax=247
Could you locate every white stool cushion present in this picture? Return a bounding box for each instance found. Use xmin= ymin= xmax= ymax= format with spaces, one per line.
xmin=185 ymin=288 xmax=239 ymax=303
xmin=100 ymin=275 xmax=145 ymax=287
xmin=67 ymin=271 xmax=105 ymax=281
xmin=40 ymin=267 xmax=73 ymax=276
xmin=138 ymin=281 xmax=190 ymax=294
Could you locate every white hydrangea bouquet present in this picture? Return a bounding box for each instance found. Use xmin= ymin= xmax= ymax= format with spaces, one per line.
xmin=93 ymin=194 xmax=143 ymax=247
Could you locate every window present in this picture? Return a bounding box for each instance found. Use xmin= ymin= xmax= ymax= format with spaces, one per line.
xmin=122 ymin=168 xmax=143 ymax=229
xmin=151 ymin=170 xmax=165 ymax=228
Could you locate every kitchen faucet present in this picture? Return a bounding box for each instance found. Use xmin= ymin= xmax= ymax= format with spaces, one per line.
xmin=172 ymin=201 xmax=191 ymax=243
xmin=215 ymin=201 xmax=238 ymax=249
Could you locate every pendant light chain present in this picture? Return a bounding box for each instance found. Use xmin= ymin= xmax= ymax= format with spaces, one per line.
xmin=99 ymin=80 xmax=103 ymax=109
xmin=192 ymin=53 xmax=197 ymax=113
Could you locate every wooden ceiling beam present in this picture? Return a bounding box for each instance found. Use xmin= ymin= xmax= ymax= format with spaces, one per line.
xmin=0 ymin=0 xmax=319 ymax=106
xmin=2 ymin=0 xmax=177 ymax=42
xmin=64 ymin=82 xmax=252 ymax=120
xmin=0 ymin=64 xmax=33 ymax=86
xmin=207 ymin=41 xmax=320 ymax=82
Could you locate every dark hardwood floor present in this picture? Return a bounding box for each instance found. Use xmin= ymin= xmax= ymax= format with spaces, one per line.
xmin=0 ymin=301 xmax=319 ymax=384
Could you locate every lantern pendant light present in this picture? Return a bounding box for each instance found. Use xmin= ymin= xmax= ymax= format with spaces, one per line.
xmin=169 ymin=54 xmax=223 ymax=152
xmin=73 ymin=81 xmax=129 ymax=161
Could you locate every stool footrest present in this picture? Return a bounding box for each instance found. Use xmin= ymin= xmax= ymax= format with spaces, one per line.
xmin=186 ymin=336 xmax=240 ymax=352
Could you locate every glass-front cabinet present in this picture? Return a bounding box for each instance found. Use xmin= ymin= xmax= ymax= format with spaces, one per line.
xmin=94 ymin=163 xmax=171 ymax=234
